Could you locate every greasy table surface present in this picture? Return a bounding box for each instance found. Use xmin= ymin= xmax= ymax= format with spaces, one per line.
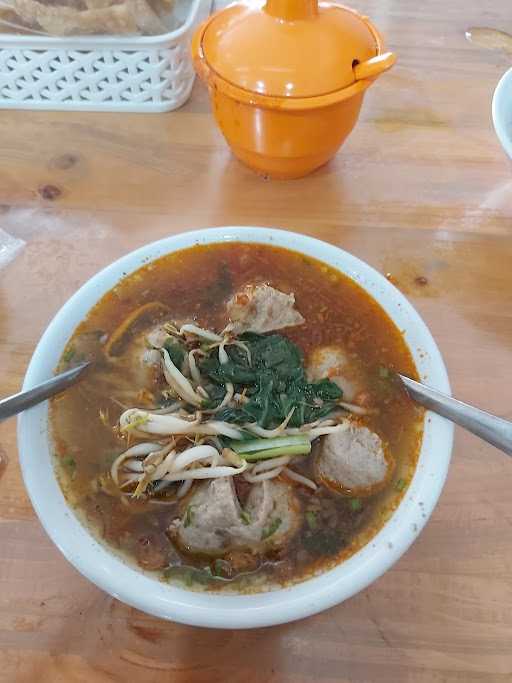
xmin=1 ymin=1 xmax=512 ymax=681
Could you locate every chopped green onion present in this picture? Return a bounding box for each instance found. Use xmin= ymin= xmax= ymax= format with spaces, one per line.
xmin=184 ymin=505 xmax=194 ymax=527
xmin=62 ymin=456 xmax=76 ymax=468
xmin=163 ymin=566 xmax=212 ymax=586
xmin=212 ymin=559 xmax=232 ymax=578
xmin=350 ymin=498 xmax=362 ymax=511
xmin=379 ymin=366 xmax=389 ymax=379
xmin=305 ymin=511 xmax=317 ymax=530
xmin=195 ymin=570 xmax=212 ymax=585
xmin=231 ymin=435 xmax=310 ymax=454
xmin=62 ymin=347 xmax=75 ymax=363
xmin=162 ymin=566 xmax=177 ymax=581
xmin=240 ymin=510 xmax=251 ymax=525
xmin=395 ymin=478 xmax=406 ymax=492
xmin=231 ymin=435 xmax=311 ymax=461
xmin=243 ymin=444 xmax=311 ymax=461
xmin=261 ymin=517 xmax=281 ymax=540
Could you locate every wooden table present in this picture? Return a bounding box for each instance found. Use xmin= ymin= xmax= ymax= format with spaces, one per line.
xmin=1 ymin=1 xmax=512 ymax=680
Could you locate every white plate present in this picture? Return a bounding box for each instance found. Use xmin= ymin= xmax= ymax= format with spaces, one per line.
xmin=18 ymin=227 xmax=453 ymax=629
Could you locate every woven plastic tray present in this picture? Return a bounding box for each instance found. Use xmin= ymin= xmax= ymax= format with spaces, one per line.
xmin=0 ymin=0 xmax=211 ymax=112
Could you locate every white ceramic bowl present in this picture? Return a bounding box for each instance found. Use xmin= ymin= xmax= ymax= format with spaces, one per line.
xmin=492 ymin=66 xmax=512 ymax=160
xmin=18 ymin=227 xmax=453 ymax=629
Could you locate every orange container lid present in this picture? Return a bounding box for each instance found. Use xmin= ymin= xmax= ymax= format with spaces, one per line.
xmin=200 ymin=0 xmax=384 ymax=98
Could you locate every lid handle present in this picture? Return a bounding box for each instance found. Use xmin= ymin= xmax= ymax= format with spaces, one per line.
xmin=264 ymin=0 xmax=318 ymax=21
xmin=353 ymin=52 xmax=396 ymax=81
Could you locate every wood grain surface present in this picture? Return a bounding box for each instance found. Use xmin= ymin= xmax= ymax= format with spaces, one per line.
xmin=1 ymin=1 xmax=512 ymax=681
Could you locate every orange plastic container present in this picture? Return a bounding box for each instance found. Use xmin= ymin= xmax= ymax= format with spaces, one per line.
xmin=192 ymin=0 xmax=396 ymax=179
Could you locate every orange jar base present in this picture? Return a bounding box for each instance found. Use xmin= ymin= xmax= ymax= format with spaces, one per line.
xmin=211 ymin=89 xmax=365 ymax=179
xmin=229 ymin=146 xmax=336 ymax=179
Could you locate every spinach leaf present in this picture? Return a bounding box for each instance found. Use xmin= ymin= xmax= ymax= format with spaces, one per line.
xmin=215 ymin=407 xmax=248 ymax=424
xmin=199 ymin=332 xmax=342 ymax=430
xmin=163 ymin=339 xmax=185 ymax=368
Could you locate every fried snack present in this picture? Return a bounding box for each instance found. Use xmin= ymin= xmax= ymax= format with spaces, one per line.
xmin=127 ymin=0 xmax=167 ymax=34
xmin=13 ymin=0 xmax=138 ymax=34
xmin=5 ymin=0 xmax=175 ymax=35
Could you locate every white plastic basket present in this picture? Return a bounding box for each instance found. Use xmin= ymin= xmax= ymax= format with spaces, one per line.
xmin=0 ymin=0 xmax=211 ymax=112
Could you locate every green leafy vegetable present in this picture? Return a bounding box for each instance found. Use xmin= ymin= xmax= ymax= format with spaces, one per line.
xmin=261 ymin=517 xmax=282 ymax=540
xmin=62 ymin=456 xmax=76 ymax=469
xmin=349 ymin=498 xmax=362 ymax=512
xmin=163 ymin=339 xmax=186 ymax=368
xmin=200 ymin=333 xmax=342 ymax=429
xmin=201 ymin=383 xmax=228 ymax=410
xmin=379 ymin=366 xmax=389 ymax=379
xmin=395 ymin=478 xmax=406 ymax=492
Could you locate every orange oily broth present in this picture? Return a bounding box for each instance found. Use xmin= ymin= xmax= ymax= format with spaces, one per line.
xmin=51 ymin=242 xmax=423 ymax=591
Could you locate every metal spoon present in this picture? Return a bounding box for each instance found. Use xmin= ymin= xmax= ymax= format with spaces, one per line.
xmin=399 ymin=375 xmax=512 ymax=456
xmin=465 ymin=27 xmax=512 ymax=56
xmin=0 ymin=362 xmax=91 ymax=422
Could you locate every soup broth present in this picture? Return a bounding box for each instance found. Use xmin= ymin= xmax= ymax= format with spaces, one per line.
xmin=51 ymin=242 xmax=423 ymax=592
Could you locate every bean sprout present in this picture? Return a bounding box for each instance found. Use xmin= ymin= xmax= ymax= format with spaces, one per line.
xmin=162 ymin=462 xmax=247 ymax=482
xmin=338 ymin=401 xmax=374 ymax=416
xmin=119 ymin=409 xmax=244 ymax=440
xmin=177 ymin=479 xmax=193 ymax=498
xmin=244 ymin=467 xmax=284 ymax=483
xmin=161 ymin=348 xmax=203 ymax=406
xmin=111 ymin=442 xmax=161 ymax=485
xmin=243 ymin=408 xmax=295 ymax=438
xmin=171 ymin=445 xmax=219 ymax=472
xmin=179 ymin=324 xmax=223 ymax=342
xmin=282 ymin=467 xmax=317 ymax=490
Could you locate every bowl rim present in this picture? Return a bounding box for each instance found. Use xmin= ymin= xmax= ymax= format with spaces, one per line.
xmin=17 ymin=226 xmax=454 ymax=629
xmin=492 ymin=66 xmax=512 ymax=160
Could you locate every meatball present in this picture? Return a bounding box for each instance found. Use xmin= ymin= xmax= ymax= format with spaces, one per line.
xmin=307 ymin=345 xmax=364 ymax=402
xmin=315 ymin=424 xmax=394 ymax=497
xmin=170 ymin=477 xmax=301 ymax=556
xmin=226 ymin=284 xmax=304 ymax=334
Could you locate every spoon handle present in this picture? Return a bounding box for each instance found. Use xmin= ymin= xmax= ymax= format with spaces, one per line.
xmin=399 ymin=375 xmax=512 ymax=457
xmin=0 ymin=362 xmax=91 ymax=422
xmin=465 ymin=27 xmax=512 ymax=55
